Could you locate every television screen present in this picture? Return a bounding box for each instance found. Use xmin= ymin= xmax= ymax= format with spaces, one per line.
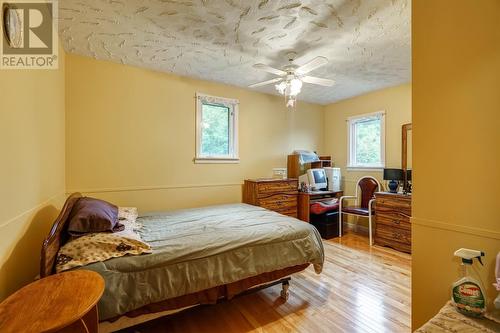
xmin=312 ymin=169 xmax=326 ymax=184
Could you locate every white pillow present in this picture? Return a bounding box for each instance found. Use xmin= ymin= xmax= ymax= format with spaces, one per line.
xmin=114 ymin=207 xmax=143 ymax=241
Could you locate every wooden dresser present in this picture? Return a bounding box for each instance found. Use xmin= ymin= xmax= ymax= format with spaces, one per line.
xmin=243 ymin=179 xmax=298 ymax=218
xmin=374 ymin=192 xmax=412 ymax=253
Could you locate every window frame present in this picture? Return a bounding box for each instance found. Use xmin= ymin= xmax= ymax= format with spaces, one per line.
xmin=194 ymin=92 xmax=239 ymax=164
xmin=346 ymin=111 xmax=386 ymax=170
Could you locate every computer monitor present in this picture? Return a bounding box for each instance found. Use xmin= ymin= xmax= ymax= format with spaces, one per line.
xmin=307 ymin=168 xmax=327 ymax=190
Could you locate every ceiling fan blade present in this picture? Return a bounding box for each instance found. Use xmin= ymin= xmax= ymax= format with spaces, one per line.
xmin=253 ymin=63 xmax=286 ymax=76
xmin=248 ymin=77 xmax=283 ymax=88
xmin=301 ymin=76 xmax=335 ymax=87
xmin=296 ymin=56 xmax=328 ymax=75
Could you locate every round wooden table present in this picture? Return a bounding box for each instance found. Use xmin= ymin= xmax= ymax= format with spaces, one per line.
xmin=0 ymin=270 xmax=104 ymax=333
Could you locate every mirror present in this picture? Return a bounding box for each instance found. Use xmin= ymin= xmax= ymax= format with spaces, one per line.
xmin=402 ymin=123 xmax=412 ymax=170
xmin=402 ymin=123 xmax=412 ymax=193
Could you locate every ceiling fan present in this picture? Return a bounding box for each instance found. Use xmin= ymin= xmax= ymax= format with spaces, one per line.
xmin=249 ymin=52 xmax=335 ymax=108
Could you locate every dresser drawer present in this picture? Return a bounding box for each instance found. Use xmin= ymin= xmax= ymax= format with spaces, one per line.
xmin=376 ymin=224 xmax=411 ymax=245
xmin=375 ymin=236 xmax=411 ymax=253
xmin=243 ymin=179 xmax=299 ymax=218
xmin=376 ymin=212 xmax=411 ymax=231
xmin=375 ymin=199 xmax=411 ymax=217
xmin=274 ymin=207 xmax=298 ymax=218
xmin=257 ymin=182 xmax=297 ymax=197
xmin=258 ymin=194 xmax=297 ymax=211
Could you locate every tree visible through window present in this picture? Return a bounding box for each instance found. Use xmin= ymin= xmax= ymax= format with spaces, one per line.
xmin=195 ymin=93 xmax=239 ymax=162
xmin=201 ymin=104 xmax=230 ymax=156
xmin=348 ymin=112 xmax=385 ymax=168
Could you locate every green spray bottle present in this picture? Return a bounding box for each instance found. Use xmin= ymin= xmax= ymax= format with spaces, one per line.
xmin=451 ymin=248 xmax=486 ymax=317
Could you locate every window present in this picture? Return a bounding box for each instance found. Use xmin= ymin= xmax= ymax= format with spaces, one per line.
xmin=195 ymin=93 xmax=239 ymax=163
xmin=347 ymin=111 xmax=385 ymax=168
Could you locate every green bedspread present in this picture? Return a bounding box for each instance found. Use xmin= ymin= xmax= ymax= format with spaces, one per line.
xmin=80 ymin=203 xmax=324 ymax=320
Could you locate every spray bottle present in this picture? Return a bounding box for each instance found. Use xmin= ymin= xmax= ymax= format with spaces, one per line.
xmin=451 ymin=248 xmax=486 ymax=317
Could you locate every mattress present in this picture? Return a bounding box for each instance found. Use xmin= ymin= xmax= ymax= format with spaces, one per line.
xmin=79 ymin=203 xmax=324 ymax=320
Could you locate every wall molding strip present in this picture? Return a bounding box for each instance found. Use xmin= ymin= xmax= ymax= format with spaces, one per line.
xmin=66 ymin=182 xmax=243 ymax=194
xmin=0 ymin=192 xmax=66 ymax=229
xmin=412 ymin=217 xmax=500 ymax=240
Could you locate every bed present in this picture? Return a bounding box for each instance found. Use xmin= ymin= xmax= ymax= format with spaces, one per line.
xmin=40 ymin=193 xmax=324 ymax=331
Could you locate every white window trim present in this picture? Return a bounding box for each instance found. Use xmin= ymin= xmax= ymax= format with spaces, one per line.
xmin=194 ymin=92 xmax=239 ymax=164
xmin=346 ymin=111 xmax=386 ymax=169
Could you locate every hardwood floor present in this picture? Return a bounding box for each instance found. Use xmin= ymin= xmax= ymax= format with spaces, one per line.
xmin=121 ymin=232 xmax=411 ymax=333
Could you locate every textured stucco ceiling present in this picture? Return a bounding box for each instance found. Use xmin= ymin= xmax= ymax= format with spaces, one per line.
xmin=59 ymin=0 xmax=411 ymax=105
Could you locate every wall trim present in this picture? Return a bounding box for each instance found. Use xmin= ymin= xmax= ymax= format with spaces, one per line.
xmin=0 ymin=192 xmax=66 ymax=229
xmin=346 ymin=167 xmax=384 ymax=172
xmin=67 ymin=182 xmax=243 ymax=194
xmin=412 ymin=216 xmax=500 ymax=240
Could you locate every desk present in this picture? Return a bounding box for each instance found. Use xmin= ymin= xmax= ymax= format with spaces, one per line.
xmin=0 ymin=270 xmax=104 ymax=333
xmin=298 ymin=190 xmax=343 ymax=222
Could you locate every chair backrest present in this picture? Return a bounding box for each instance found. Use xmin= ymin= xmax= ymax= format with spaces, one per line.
xmin=356 ymin=177 xmax=380 ymax=209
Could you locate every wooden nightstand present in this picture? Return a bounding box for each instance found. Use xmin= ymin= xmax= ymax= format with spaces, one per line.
xmin=243 ymin=178 xmax=298 ymax=217
xmin=0 ymin=270 xmax=104 ymax=333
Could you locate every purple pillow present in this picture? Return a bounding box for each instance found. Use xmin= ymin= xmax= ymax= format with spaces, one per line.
xmin=68 ymin=197 xmax=122 ymax=235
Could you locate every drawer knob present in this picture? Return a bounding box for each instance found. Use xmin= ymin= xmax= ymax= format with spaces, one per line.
xmin=393 ymin=219 xmax=401 ymax=225
xmin=393 ymin=232 xmax=402 ymax=239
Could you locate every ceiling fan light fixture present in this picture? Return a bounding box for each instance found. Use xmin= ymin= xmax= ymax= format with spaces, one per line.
xmin=250 ymin=53 xmax=333 ymax=109
xmin=274 ymin=78 xmax=302 ymax=109
xmin=275 ymin=78 xmax=302 ymax=96
xmin=275 ymin=81 xmax=287 ymax=95
xmin=289 ymin=78 xmax=302 ymax=96
xmin=286 ymin=95 xmax=297 ymax=109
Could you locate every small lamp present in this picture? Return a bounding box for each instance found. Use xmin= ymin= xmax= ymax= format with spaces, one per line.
xmin=383 ymin=168 xmax=404 ymax=193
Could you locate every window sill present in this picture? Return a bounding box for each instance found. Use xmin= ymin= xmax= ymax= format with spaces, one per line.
xmin=346 ymin=166 xmax=385 ymax=172
xmin=194 ymin=158 xmax=240 ymax=164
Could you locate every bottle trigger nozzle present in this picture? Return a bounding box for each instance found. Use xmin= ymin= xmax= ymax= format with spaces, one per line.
xmin=454 ymin=248 xmax=485 ymax=266
xmin=477 ymin=251 xmax=485 ymax=265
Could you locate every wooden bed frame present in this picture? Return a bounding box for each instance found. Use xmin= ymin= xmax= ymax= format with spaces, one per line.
xmin=40 ymin=192 xmax=82 ymax=278
xmin=40 ymin=193 xmax=309 ymax=331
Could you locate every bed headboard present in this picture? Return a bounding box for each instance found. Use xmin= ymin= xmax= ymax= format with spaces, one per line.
xmin=40 ymin=192 xmax=82 ymax=277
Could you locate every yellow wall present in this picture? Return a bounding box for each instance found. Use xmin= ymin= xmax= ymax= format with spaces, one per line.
xmin=412 ymin=0 xmax=500 ymax=329
xmin=65 ymin=55 xmax=324 ymax=211
xmin=0 ymin=48 xmax=66 ymax=298
xmin=323 ymin=84 xmax=411 ymax=227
